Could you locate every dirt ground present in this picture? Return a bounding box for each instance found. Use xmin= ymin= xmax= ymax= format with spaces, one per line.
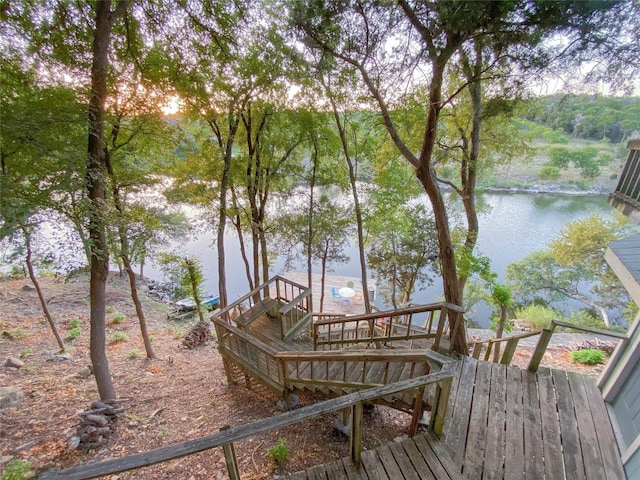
xmin=0 ymin=274 xmax=604 ymax=479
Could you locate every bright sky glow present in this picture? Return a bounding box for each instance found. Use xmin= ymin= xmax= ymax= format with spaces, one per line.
xmin=161 ymin=96 xmax=181 ymax=115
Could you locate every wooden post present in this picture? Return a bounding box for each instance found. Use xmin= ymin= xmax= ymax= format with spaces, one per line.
xmin=220 ymin=426 xmax=240 ymax=480
xmin=430 ymin=377 xmax=452 ymax=436
xmin=500 ymin=338 xmax=519 ymax=365
xmin=528 ymin=328 xmax=554 ymax=373
xmin=409 ymin=386 xmax=426 ymax=437
xmin=350 ymin=402 xmax=363 ymax=466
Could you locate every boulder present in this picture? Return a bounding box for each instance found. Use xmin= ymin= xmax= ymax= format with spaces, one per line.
xmin=21 ymin=284 xmax=35 ymax=291
xmin=0 ymin=387 xmax=24 ymax=410
xmin=5 ymin=357 xmax=24 ymax=369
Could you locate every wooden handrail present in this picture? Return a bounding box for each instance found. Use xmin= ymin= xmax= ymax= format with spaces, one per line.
xmin=313 ymin=302 xmax=463 ymax=351
xmin=37 ymin=372 xmax=454 ymax=480
xmin=528 ymin=320 xmax=628 ymax=372
xmin=469 ymin=330 xmax=542 ymax=365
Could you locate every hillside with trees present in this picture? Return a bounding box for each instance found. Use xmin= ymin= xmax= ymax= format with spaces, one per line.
xmin=1 ymin=2 xmax=639 ymax=475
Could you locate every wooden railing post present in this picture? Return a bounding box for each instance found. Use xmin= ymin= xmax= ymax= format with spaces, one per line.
xmin=409 ymin=386 xmax=426 ymax=436
xmin=220 ymin=426 xmax=240 ymax=480
xmin=351 ymin=402 xmax=364 ymax=466
xmin=528 ymin=328 xmax=554 ymax=373
xmin=430 ymin=377 xmax=452 ymax=437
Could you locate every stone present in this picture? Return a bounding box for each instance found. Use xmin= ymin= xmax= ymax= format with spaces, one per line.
xmin=49 ymin=353 xmax=72 ymax=362
xmin=0 ymin=387 xmax=24 ymax=410
xmin=21 ymin=284 xmax=35 ymax=291
xmin=68 ymin=436 xmax=81 ymax=449
xmin=76 ymin=367 xmax=93 ymax=378
xmin=5 ymin=357 xmax=24 ymax=369
xmin=84 ymin=414 xmax=109 ymax=427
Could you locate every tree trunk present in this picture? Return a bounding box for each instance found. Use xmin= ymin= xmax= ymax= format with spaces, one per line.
xmin=24 ymin=230 xmax=65 ymax=351
xmin=123 ymin=256 xmax=155 ymax=358
xmin=492 ymin=303 xmax=507 ymax=363
xmin=416 ymin=57 xmax=468 ymax=355
xmin=217 ymin=112 xmax=240 ymax=309
xmin=307 ymin=141 xmax=318 ymax=311
xmin=87 ymin=0 xmax=120 ymax=401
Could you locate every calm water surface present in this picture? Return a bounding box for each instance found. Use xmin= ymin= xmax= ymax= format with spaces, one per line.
xmin=146 ymin=191 xmax=614 ymax=328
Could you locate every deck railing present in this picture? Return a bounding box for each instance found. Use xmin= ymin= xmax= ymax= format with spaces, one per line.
xmin=212 ymin=316 xmax=284 ymax=395
xmin=527 ymin=320 xmax=628 ymax=372
xmin=215 ymin=275 xmax=312 ymax=341
xmin=469 ymin=330 xmax=542 ymax=365
xmin=312 ymin=303 xmax=465 ymax=352
xmin=36 ymin=371 xmax=454 ymax=480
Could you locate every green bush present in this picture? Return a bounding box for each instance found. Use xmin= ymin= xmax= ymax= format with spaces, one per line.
xmin=267 ymin=438 xmax=290 ymax=464
xmin=111 ymin=332 xmax=128 ymax=343
xmin=539 ymin=165 xmax=560 ymax=180
xmin=570 ymin=349 xmax=606 ymax=365
xmin=69 ymin=317 xmax=81 ymax=328
xmin=68 ymin=327 xmax=82 ymax=340
xmin=1 ymin=460 xmax=34 ymax=480
xmin=112 ymin=313 xmax=126 ymax=324
xmin=515 ymin=304 xmax=563 ymax=331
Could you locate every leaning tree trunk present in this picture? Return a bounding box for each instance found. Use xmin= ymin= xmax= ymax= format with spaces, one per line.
xmin=123 ymin=255 xmax=155 ymax=359
xmin=416 ymin=57 xmax=468 ymax=355
xmin=23 ymin=229 xmax=65 ymax=351
xmin=492 ymin=303 xmax=507 ymax=363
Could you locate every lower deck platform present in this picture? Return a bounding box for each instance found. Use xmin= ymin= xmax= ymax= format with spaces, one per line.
xmin=289 ymin=356 xmax=625 ymax=480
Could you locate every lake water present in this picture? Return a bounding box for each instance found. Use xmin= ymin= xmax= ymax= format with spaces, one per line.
xmin=145 ymin=191 xmax=614 ymax=328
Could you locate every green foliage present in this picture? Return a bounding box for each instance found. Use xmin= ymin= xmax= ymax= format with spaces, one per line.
xmin=515 ymin=304 xmax=563 ymax=331
xmin=128 ymin=349 xmax=139 ymax=359
xmin=68 ymin=317 xmax=81 ymax=328
xmin=489 ymin=316 xmax=512 ymax=334
xmin=267 ymin=438 xmax=290 ymax=464
xmin=111 ymin=313 xmax=126 ymax=325
xmin=19 ymin=348 xmax=33 ymax=358
xmin=0 ymin=459 xmax=34 ymax=480
xmin=539 ymin=165 xmax=561 ymax=180
xmin=111 ymin=332 xmax=128 ymax=343
xmin=67 ymin=327 xmax=82 ymax=340
xmin=2 ymin=328 xmax=28 ymax=340
xmin=570 ymin=349 xmax=606 ymax=365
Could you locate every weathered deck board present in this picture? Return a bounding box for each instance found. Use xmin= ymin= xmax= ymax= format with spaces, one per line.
xmin=483 ymin=362 xmax=507 ymax=480
xmin=537 ymin=367 xmax=564 ymax=478
xmin=522 ymin=368 xmax=545 ymax=480
xmin=462 ymin=360 xmax=491 ymax=479
xmin=504 ymin=365 xmax=525 ymax=480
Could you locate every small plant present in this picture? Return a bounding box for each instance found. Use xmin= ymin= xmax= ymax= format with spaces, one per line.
xmin=570 ymin=349 xmax=606 ymax=365
xmin=68 ymin=327 xmax=82 ymax=340
xmin=106 ymin=305 xmax=116 ymax=314
xmin=68 ymin=317 xmax=82 ymax=328
xmin=112 ymin=313 xmax=126 ymax=324
xmin=111 ymin=332 xmax=128 ymax=343
xmin=20 ymin=348 xmax=33 ymax=358
xmin=128 ymin=349 xmax=139 ymax=359
xmin=267 ymin=438 xmax=290 ymax=464
xmin=0 ymin=459 xmax=34 ymax=479
xmin=2 ymin=328 xmax=28 ymax=340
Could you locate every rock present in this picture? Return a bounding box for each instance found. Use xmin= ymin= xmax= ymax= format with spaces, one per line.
xmin=5 ymin=357 xmax=24 ymax=369
xmin=21 ymin=284 xmax=35 ymax=291
xmin=16 ymin=441 xmax=35 ymax=452
xmin=84 ymin=414 xmax=109 ymax=427
xmin=0 ymin=387 xmax=23 ymax=410
xmin=76 ymin=367 xmax=93 ymax=378
xmin=48 ymin=353 xmax=72 ymax=362
xmin=393 ymin=434 xmax=408 ymax=442
xmin=68 ymin=436 xmax=81 ymax=449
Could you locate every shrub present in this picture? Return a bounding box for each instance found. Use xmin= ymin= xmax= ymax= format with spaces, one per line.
xmin=2 ymin=328 xmax=28 ymax=340
xmin=112 ymin=313 xmax=126 ymax=324
xmin=111 ymin=332 xmax=128 ymax=343
xmin=0 ymin=459 xmax=34 ymax=480
xmin=68 ymin=327 xmax=82 ymax=340
xmin=267 ymin=438 xmax=289 ymax=464
xmin=539 ymin=165 xmax=560 ymax=180
xmin=128 ymin=349 xmax=139 ymax=359
xmin=69 ymin=317 xmax=81 ymax=328
xmin=515 ymin=304 xmax=563 ymax=331
xmin=570 ymin=349 xmax=606 ymax=365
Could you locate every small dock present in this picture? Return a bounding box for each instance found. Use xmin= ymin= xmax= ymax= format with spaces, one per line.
xmin=281 ymin=271 xmax=374 ymax=315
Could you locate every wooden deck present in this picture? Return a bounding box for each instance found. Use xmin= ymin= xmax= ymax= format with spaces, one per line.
xmin=442 ymin=356 xmax=624 ymax=480
xmin=289 ymin=431 xmax=464 ymax=480
xmin=282 ymin=271 xmax=374 ymax=315
xmin=289 ymin=356 xmax=625 ymax=480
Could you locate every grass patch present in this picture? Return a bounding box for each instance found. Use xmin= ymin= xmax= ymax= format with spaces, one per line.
xmin=68 ymin=327 xmax=82 ymax=340
xmin=111 ymin=332 xmax=129 ymax=343
xmin=112 ymin=313 xmax=126 ymax=324
xmin=267 ymin=438 xmax=290 ymax=464
xmin=570 ymin=348 xmax=607 ymax=365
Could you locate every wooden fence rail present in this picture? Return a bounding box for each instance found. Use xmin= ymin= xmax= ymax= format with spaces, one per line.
xmin=313 ymin=303 xmax=465 ymax=352
xmin=36 ymin=372 xmax=454 ymax=480
xmin=528 ymin=319 xmax=628 ymax=372
xmin=469 ymin=330 xmax=542 ymax=365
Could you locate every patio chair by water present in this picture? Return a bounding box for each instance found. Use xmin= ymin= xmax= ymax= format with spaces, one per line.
xmin=341 ymin=298 xmax=351 ymax=312
xmin=331 ymin=287 xmax=341 ymax=300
